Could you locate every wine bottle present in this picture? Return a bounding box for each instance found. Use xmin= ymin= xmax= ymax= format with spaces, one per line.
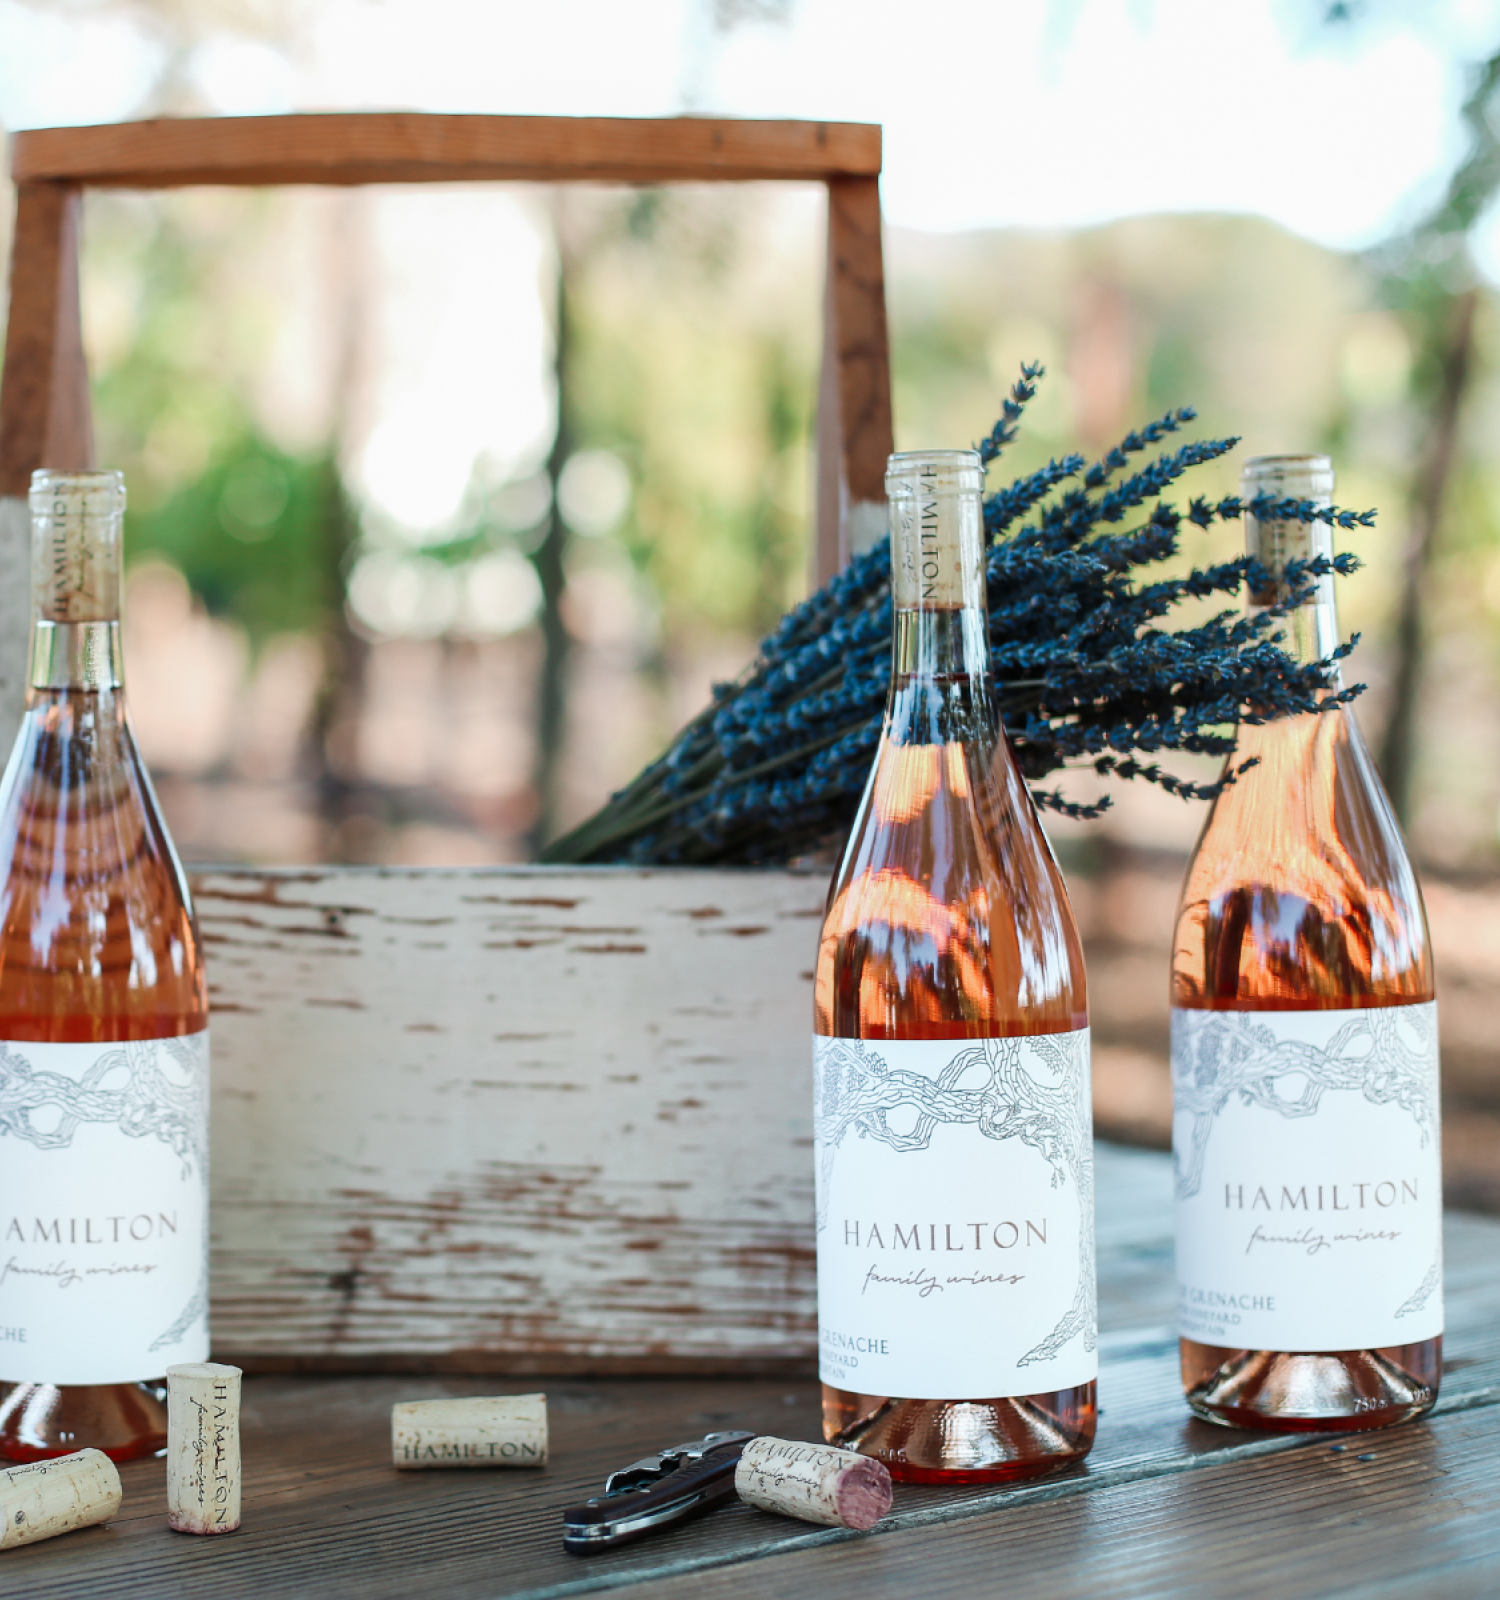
xmin=814 ymin=449 xmax=1096 ymax=1483
xmin=0 ymin=471 xmax=210 ymax=1462
xmin=1171 ymin=453 xmax=1441 ymax=1432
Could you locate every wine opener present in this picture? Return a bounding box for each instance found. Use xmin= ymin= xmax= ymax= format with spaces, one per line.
xmin=561 ymin=1430 xmax=756 ymax=1553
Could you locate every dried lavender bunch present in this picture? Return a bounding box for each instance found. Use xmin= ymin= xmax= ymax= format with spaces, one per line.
xmin=541 ymin=367 xmax=1372 ymax=866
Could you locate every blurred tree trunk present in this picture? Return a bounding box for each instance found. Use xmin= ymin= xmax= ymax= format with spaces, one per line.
xmin=748 ymin=337 xmax=803 ymax=637
xmin=1359 ymin=45 xmax=1500 ymax=828
xmin=306 ymin=455 xmax=370 ymax=856
xmin=529 ymin=206 xmax=575 ymax=854
xmin=1378 ymin=287 xmax=1477 ymax=826
xmin=1069 ymin=277 xmax=1134 ymax=457
xmin=305 ymin=191 xmax=373 ymax=861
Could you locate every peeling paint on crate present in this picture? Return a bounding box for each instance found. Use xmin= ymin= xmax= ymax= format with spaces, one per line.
xmin=213 ymin=1159 xmax=817 ymax=1366
xmin=195 ymin=866 xmax=826 ymax=1371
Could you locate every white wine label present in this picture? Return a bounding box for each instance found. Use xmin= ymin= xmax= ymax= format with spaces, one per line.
xmin=814 ymin=1030 xmax=1096 ymax=1401
xmin=0 ymin=1031 xmax=210 ymax=1384
xmin=1173 ymin=1004 xmax=1443 ymax=1352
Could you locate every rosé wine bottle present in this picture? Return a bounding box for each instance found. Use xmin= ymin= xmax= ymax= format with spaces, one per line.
xmin=814 ymin=449 xmax=1095 ymax=1483
xmin=0 ymin=471 xmax=210 ymax=1462
xmin=1171 ymin=454 xmax=1440 ymax=1433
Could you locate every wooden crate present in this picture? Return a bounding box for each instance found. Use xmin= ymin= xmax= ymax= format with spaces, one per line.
xmin=196 ymin=866 xmax=826 ymax=1372
xmin=0 ymin=114 xmax=888 ymax=1372
xmin=0 ymin=112 xmax=889 ymax=1369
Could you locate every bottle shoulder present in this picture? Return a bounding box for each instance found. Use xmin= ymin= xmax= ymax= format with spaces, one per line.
xmin=816 ymin=733 xmax=1086 ymax=1037
xmin=1172 ymin=711 xmax=1432 ymax=1008
xmin=0 ymin=696 xmax=206 ymax=1037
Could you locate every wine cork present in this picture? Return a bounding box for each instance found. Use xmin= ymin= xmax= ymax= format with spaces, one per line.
xmin=28 ymin=469 xmax=125 ymax=624
xmin=167 ymin=1362 xmax=242 ymax=1535
xmin=0 ymin=1449 xmax=122 ymax=1550
xmin=1242 ymin=454 xmax=1334 ymax=604
xmin=734 ymin=1436 xmax=892 ymax=1531
xmin=886 ymin=450 xmax=983 ymax=611
xmin=391 ymin=1394 xmax=547 ymax=1469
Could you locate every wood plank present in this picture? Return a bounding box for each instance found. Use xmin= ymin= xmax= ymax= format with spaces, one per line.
xmin=0 ymin=1374 xmax=831 ymax=1599
xmin=814 ymin=261 xmax=844 ymax=585
xmin=10 ymin=115 xmax=882 ymax=189
xmin=646 ymin=1400 xmax=1500 ymax=1600
xmin=5 ymin=1150 xmax=1498 ymax=1598
xmin=0 ymin=182 xmax=94 ymax=496
xmin=816 ymin=175 xmax=893 ymax=579
xmin=193 ymin=859 xmax=1192 ymax=1370
xmin=195 ymin=866 xmax=828 ymax=1370
xmin=188 ymin=849 xmax=1500 ymax=1374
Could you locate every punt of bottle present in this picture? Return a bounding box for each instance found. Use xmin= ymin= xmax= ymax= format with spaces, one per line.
xmin=813 ymin=452 xmax=1096 ymax=1481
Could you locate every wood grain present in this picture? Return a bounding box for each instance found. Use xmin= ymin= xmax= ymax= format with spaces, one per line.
xmin=814 ymin=266 xmax=844 ymax=586
xmin=3 ymin=1149 xmax=1496 ymax=1599
xmin=0 ymin=182 xmax=94 ymax=496
xmin=195 ymin=866 xmax=827 ymax=1370
xmin=816 ymin=175 xmax=893 ymax=580
xmin=10 ymin=114 xmax=882 ymax=189
xmin=653 ymin=1402 xmax=1500 ymax=1600
xmin=195 ymin=866 xmax=1197 ymax=1370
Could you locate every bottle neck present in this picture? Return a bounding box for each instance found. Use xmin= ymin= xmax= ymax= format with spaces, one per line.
xmin=28 ymin=620 xmax=124 ymax=693
xmin=887 ymin=605 xmax=994 ymax=746
xmin=1246 ymin=501 xmax=1341 ymax=677
xmin=885 ymin=462 xmax=993 ymax=742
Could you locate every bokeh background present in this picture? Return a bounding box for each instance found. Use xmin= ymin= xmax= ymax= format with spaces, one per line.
xmin=4 ymin=0 xmax=1500 ymax=1194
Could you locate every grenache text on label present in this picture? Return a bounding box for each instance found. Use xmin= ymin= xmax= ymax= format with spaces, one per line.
xmin=821 ymin=1328 xmax=890 ymax=1357
xmin=1181 ymin=1287 xmax=1276 ymax=1313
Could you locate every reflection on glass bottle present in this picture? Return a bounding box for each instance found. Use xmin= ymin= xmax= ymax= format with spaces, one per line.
xmin=0 ymin=471 xmax=210 ymax=1463
xmin=814 ymin=450 xmax=1096 ymax=1483
xmin=1171 ymin=454 xmax=1441 ymax=1433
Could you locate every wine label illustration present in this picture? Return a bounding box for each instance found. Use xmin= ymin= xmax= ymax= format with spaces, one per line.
xmin=0 ymin=1031 xmax=210 ymax=1384
xmin=813 ymin=1029 xmax=1096 ymax=1400
xmin=1172 ymin=1004 xmax=1442 ymax=1352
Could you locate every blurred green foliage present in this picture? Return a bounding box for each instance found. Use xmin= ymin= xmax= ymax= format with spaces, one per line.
xmin=82 ymin=189 xmax=344 ymax=647
xmin=560 ymin=187 xmax=816 ymax=641
xmin=77 ymin=182 xmax=820 ymax=654
xmin=55 ymin=166 xmax=1500 ymax=867
xmin=125 ymin=435 xmax=344 ymax=644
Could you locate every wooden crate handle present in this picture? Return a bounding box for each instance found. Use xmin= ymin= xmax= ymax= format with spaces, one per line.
xmin=1 ymin=112 xmax=892 ymax=576
xmin=0 ymin=182 xmax=94 ymax=493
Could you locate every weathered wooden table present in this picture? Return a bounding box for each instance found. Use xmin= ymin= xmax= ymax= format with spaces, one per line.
xmin=10 ymin=1145 xmax=1500 ymax=1599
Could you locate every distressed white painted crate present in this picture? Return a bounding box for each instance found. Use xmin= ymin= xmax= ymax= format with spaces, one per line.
xmin=195 ymin=866 xmax=826 ymax=1372
xmin=0 ymin=110 xmax=898 ymax=1376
